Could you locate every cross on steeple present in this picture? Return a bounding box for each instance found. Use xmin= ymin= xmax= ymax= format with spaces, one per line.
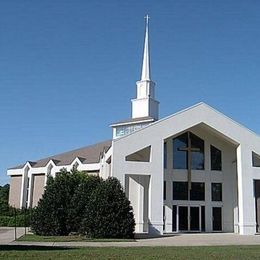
xmin=144 ymin=14 xmax=150 ymax=25
xmin=131 ymin=15 xmax=159 ymax=120
xmin=178 ymin=132 xmax=201 ymax=197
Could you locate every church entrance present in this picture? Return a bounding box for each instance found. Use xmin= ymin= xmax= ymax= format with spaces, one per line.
xmin=212 ymin=207 xmax=222 ymax=231
xmin=254 ymin=180 xmax=260 ymax=233
xmin=172 ymin=205 xmax=205 ymax=232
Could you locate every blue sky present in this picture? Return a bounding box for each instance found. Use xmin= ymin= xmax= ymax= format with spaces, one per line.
xmin=1 ymin=0 xmax=260 ymax=185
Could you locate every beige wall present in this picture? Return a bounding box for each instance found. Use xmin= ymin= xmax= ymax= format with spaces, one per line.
xmin=32 ymin=174 xmax=45 ymax=208
xmin=9 ymin=175 xmax=22 ymax=208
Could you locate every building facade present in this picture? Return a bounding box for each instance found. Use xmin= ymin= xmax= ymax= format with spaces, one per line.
xmin=8 ymin=17 xmax=260 ymax=236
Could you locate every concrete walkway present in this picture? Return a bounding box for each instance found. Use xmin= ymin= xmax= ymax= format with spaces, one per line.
xmin=0 ymin=227 xmax=26 ymax=245
xmin=6 ymin=233 xmax=260 ymax=247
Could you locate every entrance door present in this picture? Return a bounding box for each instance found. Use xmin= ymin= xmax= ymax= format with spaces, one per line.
xmin=179 ymin=206 xmax=188 ymax=231
xmin=174 ymin=205 xmax=201 ymax=232
xmin=190 ymin=207 xmax=200 ymax=231
xmin=255 ymin=180 xmax=260 ymax=233
xmin=212 ymin=207 xmax=222 ymax=231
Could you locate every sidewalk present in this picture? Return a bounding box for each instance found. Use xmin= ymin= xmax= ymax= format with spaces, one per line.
xmin=7 ymin=233 xmax=260 ymax=247
xmin=0 ymin=227 xmax=26 ymax=245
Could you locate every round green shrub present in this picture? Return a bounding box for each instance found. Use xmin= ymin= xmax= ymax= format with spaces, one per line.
xmin=81 ymin=177 xmax=135 ymax=239
xmin=30 ymin=169 xmax=135 ymax=238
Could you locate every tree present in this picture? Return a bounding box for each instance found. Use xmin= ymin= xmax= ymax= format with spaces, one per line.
xmin=31 ymin=170 xmax=135 ymax=238
xmin=68 ymin=174 xmax=101 ymax=232
xmin=0 ymin=184 xmax=10 ymax=214
xmin=81 ymin=177 xmax=135 ymax=239
xmin=31 ymin=169 xmax=99 ymax=235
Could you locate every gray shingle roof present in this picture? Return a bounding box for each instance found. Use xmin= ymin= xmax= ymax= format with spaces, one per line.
xmin=9 ymin=140 xmax=112 ymax=170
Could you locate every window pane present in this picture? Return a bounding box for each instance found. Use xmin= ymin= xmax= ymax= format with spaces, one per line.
xmin=201 ymin=206 xmax=205 ymax=231
xmin=164 ymin=142 xmax=167 ymax=169
xmin=252 ymin=152 xmax=260 ymax=167
xmin=164 ymin=181 xmax=166 ymax=200
xmin=173 ymin=182 xmax=188 ymax=200
xmin=211 ymin=183 xmax=222 ymax=201
xmin=191 ymin=133 xmax=204 ymax=170
xmin=173 ymin=133 xmax=188 ymax=169
xmin=190 ymin=182 xmax=205 ymax=201
xmin=172 ymin=205 xmax=177 ymax=231
xmin=211 ymin=145 xmax=222 ymax=171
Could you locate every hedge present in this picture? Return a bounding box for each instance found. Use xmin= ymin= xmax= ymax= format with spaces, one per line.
xmin=0 ymin=215 xmax=30 ymax=227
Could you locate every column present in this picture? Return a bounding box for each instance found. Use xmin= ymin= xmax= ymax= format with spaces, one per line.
xmin=236 ymin=144 xmax=256 ymax=234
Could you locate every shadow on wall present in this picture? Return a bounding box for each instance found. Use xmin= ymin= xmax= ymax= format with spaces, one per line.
xmin=148 ymin=219 xmax=163 ymax=238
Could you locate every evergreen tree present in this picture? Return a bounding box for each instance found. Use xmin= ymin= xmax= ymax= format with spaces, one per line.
xmin=31 ymin=170 xmax=135 ymax=238
xmin=82 ymin=177 xmax=135 ymax=238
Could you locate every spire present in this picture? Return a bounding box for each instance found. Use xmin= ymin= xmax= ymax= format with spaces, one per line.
xmin=131 ymin=15 xmax=159 ymax=120
xmin=141 ymin=15 xmax=150 ymax=81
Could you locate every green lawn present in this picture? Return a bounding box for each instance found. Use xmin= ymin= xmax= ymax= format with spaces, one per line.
xmin=0 ymin=245 xmax=260 ymax=259
xmin=18 ymin=234 xmax=135 ymax=242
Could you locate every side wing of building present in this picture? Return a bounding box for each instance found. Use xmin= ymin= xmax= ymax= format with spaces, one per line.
xmin=7 ymin=140 xmax=112 ymax=208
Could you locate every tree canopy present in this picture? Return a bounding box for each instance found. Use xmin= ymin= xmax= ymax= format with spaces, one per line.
xmin=0 ymin=184 xmax=10 ymax=214
xmin=31 ymin=169 xmax=135 ymax=238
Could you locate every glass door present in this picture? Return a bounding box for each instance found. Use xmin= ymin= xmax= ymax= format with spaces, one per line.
xmin=190 ymin=207 xmax=200 ymax=231
xmin=179 ymin=206 xmax=188 ymax=231
xmin=212 ymin=207 xmax=222 ymax=231
xmin=173 ymin=205 xmax=201 ymax=232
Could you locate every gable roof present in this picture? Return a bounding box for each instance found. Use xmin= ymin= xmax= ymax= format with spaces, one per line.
xmin=113 ymin=102 xmax=260 ymax=154
xmin=9 ymin=140 xmax=112 ymax=170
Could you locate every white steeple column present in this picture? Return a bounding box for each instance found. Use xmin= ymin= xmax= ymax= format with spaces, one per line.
xmin=131 ymin=15 xmax=159 ymax=120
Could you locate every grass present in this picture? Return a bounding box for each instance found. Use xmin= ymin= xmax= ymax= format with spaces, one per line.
xmin=18 ymin=234 xmax=136 ymax=242
xmin=0 ymin=245 xmax=260 ymax=259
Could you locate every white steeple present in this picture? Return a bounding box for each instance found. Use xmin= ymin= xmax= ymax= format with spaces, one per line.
xmin=131 ymin=15 xmax=159 ymax=120
xmin=141 ymin=15 xmax=150 ymax=81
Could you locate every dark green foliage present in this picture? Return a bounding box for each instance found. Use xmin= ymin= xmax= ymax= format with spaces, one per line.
xmin=31 ymin=169 xmax=97 ymax=235
xmin=0 ymin=207 xmax=31 ymax=227
xmin=31 ymin=170 xmax=135 ymax=238
xmin=68 ymin=175 xmax=101 ymax=232
xmin=0 ymin=214 xmax=29 ymax=227
xmin=81 ymin=177 xmax=135 ymax=239
xmin=0 ymin=184 xmax=10 ymax=214
xmin=0 ymin=184 xmax=23 ymax=226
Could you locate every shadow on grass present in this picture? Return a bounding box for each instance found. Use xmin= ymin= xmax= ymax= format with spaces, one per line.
xmin=0 ymin=245 xmax=75 ymax=251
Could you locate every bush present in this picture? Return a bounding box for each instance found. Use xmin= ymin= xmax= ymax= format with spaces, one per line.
xmin=30 ymin=170 xmax=135 ymax=238
xmin=81 ymin=177 xmax=135 ymax=239
xmin=68 ymin=175 xmax=101 ymax=232
xmin=31 ymin=169 xmax=94 ymax=235
xmin=0 ymin=184 xmax=11 ymax=215
xmin=0 ymin=214 xmax=30 ymax=227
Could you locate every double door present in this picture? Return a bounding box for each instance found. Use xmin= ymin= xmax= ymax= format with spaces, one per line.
xmin=172 ymin=205 xmax=205 ymax=232
xmin=172 ymin=205 xmax=222 ymax=232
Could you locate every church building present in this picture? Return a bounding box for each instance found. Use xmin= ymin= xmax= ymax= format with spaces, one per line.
xmin=7 ymin=17 xmax=260 ymax=236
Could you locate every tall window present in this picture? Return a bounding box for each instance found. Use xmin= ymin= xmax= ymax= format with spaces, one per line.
xmin=211 ymin=145 xmax=222 ymax=171
xmin=191 ymin=133 xmax=204 ymax=170
xmin=25 ymin=177 xmax=30 ymax=208
xmin=164 ymin=181 xmax=166 ymax=200
xmin=173 ymin=133 xmax=187 ymax=169
xmin=173 ymin=132 xmax=204 ymax=170
xmin=173 ymin=182 xmax=188 ymax=200
xmin=211 ymin=183 xmax=222 ymax=201
xmin=173 ymin=181 xmax=205 ymax=201
xmin=164 ymin=142 xmax=167 ymax=169
xmin=190 ymin=182 xmax=205 ymax=201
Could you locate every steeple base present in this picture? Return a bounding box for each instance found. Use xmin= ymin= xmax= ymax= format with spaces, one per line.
xmin=131 ymin=97 xmax=159 ymax=120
